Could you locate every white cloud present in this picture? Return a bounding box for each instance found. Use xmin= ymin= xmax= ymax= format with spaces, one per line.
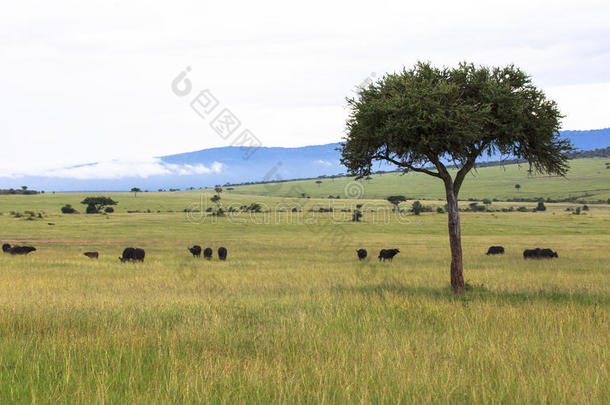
xmin=315 ymin=159 xmax=333 ymax=166
xmin=0 ymin=0 xmax=609 ymax=174
xmin=2 ymin=158 xmax=223 ymax=179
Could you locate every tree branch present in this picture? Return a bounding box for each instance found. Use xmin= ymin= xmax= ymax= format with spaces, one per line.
xmin=453 ymin=142 xmax=489 ymax=195
xmin=371 ymin=153 xmax=442 ymax=178
xmin=453 ymin=157 xmax=476 ymax=195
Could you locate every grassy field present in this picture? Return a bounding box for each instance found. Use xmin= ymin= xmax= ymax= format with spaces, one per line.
xmin=222 ymin=157 xmax=610 ymax=202
xmin=0 ymin=187 xmax=608 ymax=403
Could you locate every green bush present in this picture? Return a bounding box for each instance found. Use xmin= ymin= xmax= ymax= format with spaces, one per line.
xmin=61 ymin=204 xmax=77 ymax=214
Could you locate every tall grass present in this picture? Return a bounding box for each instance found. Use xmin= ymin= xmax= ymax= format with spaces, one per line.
xmin=0 ymin=198 xmax=608 ymax=403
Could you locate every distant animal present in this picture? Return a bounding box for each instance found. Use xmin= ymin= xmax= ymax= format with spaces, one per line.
xmin=188 ymin=245 xmax=202 ymax=257
xmin=2 ymin=243 xmax=11 ymax=253
xmin=378 ymin=248 xmax=400 ymax=262
xmin=8 ymin=246 xmax=37 ymax=255
xmin=119 ymin=247 xmax=146 ymax=263
xmin=84 ymin=251 xmax=99 ymax=259
xmin=218 ymin=247 xmax=227 ymax=261
xmin=486 ymin=246 xmax=505 ymax=255
xmin=356 ymin=249 xmax=367 ymax=260
xmin=523 ymin=248 xmax=558 ymax=259
xmin=203 ymin=247 xmax=213 ymax=260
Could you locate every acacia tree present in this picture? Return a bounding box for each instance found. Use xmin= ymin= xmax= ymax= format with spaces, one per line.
xmin=341 ymin=62 xmax=570 ymax=293
xmin=386 ymin=195 xmax=407 ymax=212
xmin=131 ymin=187 xmax=142 ymax=197
xmin=81 ymin=197 xmax=118 ymax=214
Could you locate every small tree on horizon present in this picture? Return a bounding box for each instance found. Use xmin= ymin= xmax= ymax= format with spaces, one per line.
xmin=131 ymin=187 xmax=142 ymax=197
xmin=515 ymin=184 xmax=521 ymax=192
xmin=210 ymin=194 xmax=223 ymax=216
xmin=341 ymin=61 xmax=570 ymax=293
xmin=386 ymin=195 xmax=407 ymax=212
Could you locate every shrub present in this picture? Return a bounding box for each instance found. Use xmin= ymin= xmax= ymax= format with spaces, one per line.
xmin=517 ymin=206 xmax=528 ymax=212
xmin=535 ymin=201 xmax=546 ymax=211
xmin=86 ymin=205 xmax=99 ymax=214
xmin=246 ymin=203 xmax=262 ymax=213
xmin=61 ymin=204 xmax=77 ymax=214
xmin=104 ymin=207 xmax=114 ymax=213
xmin=436 ymin=207 xmax=444 ymax=214
xmin=468 ymin=202 xmax=486 ymax=212
xmin=411 ymin=201 xmax=424 ymax=215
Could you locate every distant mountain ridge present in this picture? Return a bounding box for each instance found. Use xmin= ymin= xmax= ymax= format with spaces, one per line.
xmin=1 ymin=128 xmax=609 ymax=192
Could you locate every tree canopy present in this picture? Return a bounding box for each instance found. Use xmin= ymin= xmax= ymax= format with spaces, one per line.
xmin=341 ymin=62 xmax=571 ymax=183
xmin=386 ymin=195 xmax=407 ymax=211
xmin=81 ymin=197 xmax=118 ymax=214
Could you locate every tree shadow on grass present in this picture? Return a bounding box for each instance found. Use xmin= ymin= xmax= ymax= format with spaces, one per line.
xmin=331 ymin=282 xmax=610 ymax=306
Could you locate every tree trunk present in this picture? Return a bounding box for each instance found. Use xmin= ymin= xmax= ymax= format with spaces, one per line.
xmin=445 ymin=185 xmax=465 ymax=293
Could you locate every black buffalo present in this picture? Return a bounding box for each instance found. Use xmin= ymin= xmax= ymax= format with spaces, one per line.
xmin=203 ymin=247 xmax=213 ymax=260
xmin=188 ymin=245 xmax=202 ymax=257
xmin=119 ymin=247 xmax=146 ymax=263
xmin=486 ymin=246 xmax=505 ymax=255
xmin=378 ymin=248 xmax=400 ymax=262
xmin=84 ymin=251 xmax=99 ymax=259
xmin=2 ymin=243 xmax=11 ymax=253
xmin=356 ymin=249 xmax=367 ymax=260
xmin=523 ymin=248 xmax=558 ymax=259
xmin=7 ymin=246 xmax=37 ymax=255
xmin=218 ymin=247 xmax=227 ymax=261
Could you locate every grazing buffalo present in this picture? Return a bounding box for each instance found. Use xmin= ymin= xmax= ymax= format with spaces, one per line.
xmin=188 ymin=245 xmax=202 ymax=257
xmin=356 ymin=249 xmax=367 ymax=261
xmin=119 ymin=247 xmax=146 ymax=263
xmin=8 ymin=246 xmax=37 ymax=255
xmin=84 ymin=251 xmax=99 ymax=259
xmin=486 ymin=246 xmax=505 ymax=255
xmin=523 ymin=248 xmax=558 ymax=259
xmin=203 ymin=247 xmax=213 ymax=260
xmin=378 ymin=248 xmax=400 ymax=262
xmin=218 ymin=247 xmax=227 ymax=261
xmin=2 ymin=243 xmax=11 ymax=253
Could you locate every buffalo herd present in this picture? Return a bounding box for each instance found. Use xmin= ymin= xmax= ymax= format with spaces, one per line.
xmin=3 ymin=240 xmax=558 ymax=264
xmin=353 ymin=245 xmax=558 ymax=261
xmin=188 ymin=245 xmax=226 ymax=260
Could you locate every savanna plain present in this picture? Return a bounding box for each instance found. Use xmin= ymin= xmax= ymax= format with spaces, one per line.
xmin=0 ymin=159 xmax=609 ymax=404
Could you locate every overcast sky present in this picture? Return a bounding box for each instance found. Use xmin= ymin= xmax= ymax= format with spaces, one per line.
xmin=1 ymin=0 xmax=609 ymax=178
